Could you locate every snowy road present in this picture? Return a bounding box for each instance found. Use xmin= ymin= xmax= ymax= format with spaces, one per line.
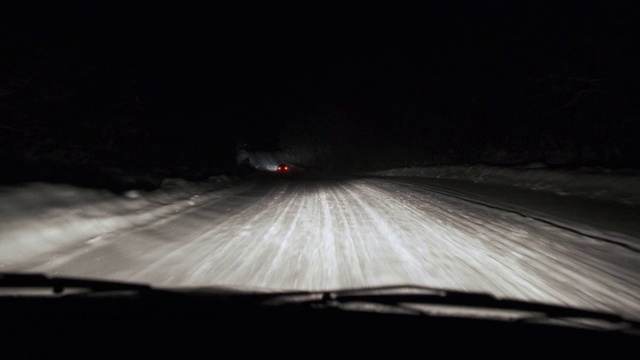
xmin=2 ymin=177 xmax=640 ymax=320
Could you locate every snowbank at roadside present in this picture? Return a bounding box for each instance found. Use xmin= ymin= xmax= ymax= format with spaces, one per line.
xmin=369 ymin=164 xmax=640 ymax=206
xmin=0 ymin=175 xmax=235 ymax=264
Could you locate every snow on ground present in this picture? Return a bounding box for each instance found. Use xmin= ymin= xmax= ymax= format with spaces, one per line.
xmin=0 ymin=175 xmax=235 ymax=266
xmin=3 ymin=163 xmax=639 ymax=270
xmin=369 ymin=163 xmax=640 ymax=206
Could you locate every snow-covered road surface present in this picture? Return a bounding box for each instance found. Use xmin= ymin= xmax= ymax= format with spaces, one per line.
xmin=2 ymin=177 xmax=639 ymax=320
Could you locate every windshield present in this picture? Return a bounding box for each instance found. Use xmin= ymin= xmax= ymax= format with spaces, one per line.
xmin=1 ymin=0 xmax=639 ymax=322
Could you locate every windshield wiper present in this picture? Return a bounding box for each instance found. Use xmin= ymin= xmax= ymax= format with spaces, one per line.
xmin=274 ymin=284 xmax=640 ymax=334
xmin=3 ymin=274 xmax=638 ymax=335
xmin=0 ymin=273 xmax=152 ymax=294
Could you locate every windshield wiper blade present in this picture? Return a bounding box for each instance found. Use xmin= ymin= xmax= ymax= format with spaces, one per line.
xmin=297 ymin=284 xmax=639 ymax=329
xmin=0 ymin=273 xmax=152 ymax=294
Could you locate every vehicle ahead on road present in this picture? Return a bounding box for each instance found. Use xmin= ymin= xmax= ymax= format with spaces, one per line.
xmin=1 ymin=273 xmax=637 ymax=356
xmin=275 ymin=163 xmax=304 ymax=178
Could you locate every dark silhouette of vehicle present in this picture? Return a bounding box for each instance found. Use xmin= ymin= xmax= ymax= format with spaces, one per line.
xmin=275 ymin=163 xmax=304 ymax=178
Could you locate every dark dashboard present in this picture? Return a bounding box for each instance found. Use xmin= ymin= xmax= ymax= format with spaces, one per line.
xmin=1 ymin=276 xmax=637 ymax=357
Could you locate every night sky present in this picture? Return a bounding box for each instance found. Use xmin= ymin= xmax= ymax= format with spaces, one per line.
xmin=1 ymin=0 xmax=639 ymax=186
